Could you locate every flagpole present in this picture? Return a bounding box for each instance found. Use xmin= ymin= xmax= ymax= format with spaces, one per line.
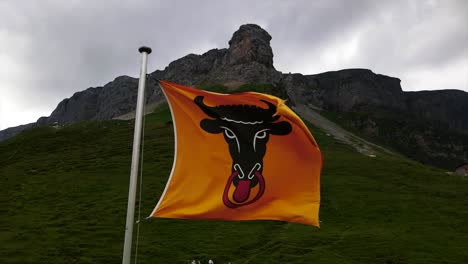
xmin=122 ymin=46 xmax=152 ymax=264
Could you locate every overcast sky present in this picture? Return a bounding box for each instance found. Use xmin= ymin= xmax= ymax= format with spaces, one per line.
xmin=1 ymin=0 xmax=467 ymax=130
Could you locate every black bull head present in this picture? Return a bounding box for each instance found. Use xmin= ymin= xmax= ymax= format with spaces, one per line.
xmin=194 ymin=96 xmax=292 ymax=208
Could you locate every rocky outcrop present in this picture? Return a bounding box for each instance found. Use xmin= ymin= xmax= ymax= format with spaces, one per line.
xmin=0 ymin=123 xmax=36 ymax=141
xmin=34 ymin=76 xmax=161 ymax=127
xmin=311 ymin=69 xmax=404 ymax=111
xmin=405 ymin=90 xmax=468 ymax=131
xmin=37 ymin=86 xmax=103 ymax=125
xmin=282 ymin=69 xmax=406 ymax=111
xmin=151 ymin=24 xmax=280 ymax=87
xmin=227 ymin=24 xmax=274 ymax=68
xmin=281 ymin=69 xmax=467 ymax=133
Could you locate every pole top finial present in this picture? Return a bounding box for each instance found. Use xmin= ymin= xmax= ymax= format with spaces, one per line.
xmin=138 ymin=46 xmax=152 ymax=54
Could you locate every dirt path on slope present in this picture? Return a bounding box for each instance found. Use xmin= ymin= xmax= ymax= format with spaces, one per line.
xmin=293 ymin=104 xmax=394 ymax=157
xmin=113 ymin=99 xmax=165 ymax=120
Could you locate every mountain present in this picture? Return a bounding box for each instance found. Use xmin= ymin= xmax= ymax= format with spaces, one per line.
xmin=0 ymin=122 xmax=36 ymax=142
xmin=283 ymin=69 xmax=468 ymax=131
xmin=151 ymin=24 xmax=280 ymax=86
xmin=1 ymin=24 xmax=467 ymax=168
xmin=283 ymin=69 xmax=468 ymax=169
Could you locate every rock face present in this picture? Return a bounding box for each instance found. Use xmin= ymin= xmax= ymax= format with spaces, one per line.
xmin=34 ymin=76 xmax=161 ymax=127
xmin=405 ymin=90 xmax=468 ymax=131
xmin=283 ymin=69 xmax=406 ymax=111
xmin=37 ymin=86 xmax=103 ymax=125
xmin=308 ymin=69 xmax=405 ymax=112
xmin=0 ymin=24 xmax=467 ymax=169
xmin=0 ymin=123 xmax=36 ymax=141
xmin=281 ymin=70 xmax=467 ymax=168
xmin=280 ymin=69 xmax=466 ymax=132
xmin=151 ymin=24 xmax=280 ymax=87
xmin=227 ymin=24 xmax=274 ymax=68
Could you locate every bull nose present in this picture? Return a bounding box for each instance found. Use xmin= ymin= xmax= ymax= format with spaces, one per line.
xmin=233 ymin=163 xmax=245 ymax=178
xmin=247 ymin=163 xmax=262 ymax=179
xmin=233 ymin=163 xmax=261 ymax=179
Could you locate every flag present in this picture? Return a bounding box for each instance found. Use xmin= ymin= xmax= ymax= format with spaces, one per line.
xmin=149 ymin=80 xmax=322 ymax=226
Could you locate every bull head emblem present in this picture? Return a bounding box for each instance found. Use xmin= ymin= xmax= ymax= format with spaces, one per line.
xmin=194 ymin=96 xmax=292 ymax=208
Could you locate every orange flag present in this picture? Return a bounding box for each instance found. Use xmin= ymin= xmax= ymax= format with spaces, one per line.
xmin=149 ymin=80 xmax=322 ymax=226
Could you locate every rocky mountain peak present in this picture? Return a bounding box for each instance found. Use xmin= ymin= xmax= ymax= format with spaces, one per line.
xmin=151 ymin=24 xmax=279 ymax=86
xmin=227 ymin=24 xmax=274 ymax=68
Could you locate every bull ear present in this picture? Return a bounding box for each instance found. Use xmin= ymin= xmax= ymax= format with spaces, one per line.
xmin=269 ymin=121 xmax=292 ymax=135
xmin=200 ymin=119 xmax=223 ymax=134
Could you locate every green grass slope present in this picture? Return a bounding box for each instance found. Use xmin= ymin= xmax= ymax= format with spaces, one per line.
xmin=1 ymin=105 xmax=467 ymax=264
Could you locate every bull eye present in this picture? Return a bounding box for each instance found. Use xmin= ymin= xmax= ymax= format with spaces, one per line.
xmin=253 ymin=129 xmax=269 ymax=152
xmin=221 ymin=126 xmax=241 ymax=153
xmin=223 ymin=128 xmax=236 ymax=139
xmin=255 ymin=130 xmax=267 ymax=139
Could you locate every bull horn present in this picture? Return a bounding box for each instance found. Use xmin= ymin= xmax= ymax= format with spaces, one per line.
xmin=260 ymin=99 xmax=277 ymax=115
xmin=194 ymin=96 xmax=218 ymax=118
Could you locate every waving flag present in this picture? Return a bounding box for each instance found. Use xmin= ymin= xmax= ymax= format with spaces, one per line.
xmin=149 ymin=80 xmax=322 ymax=226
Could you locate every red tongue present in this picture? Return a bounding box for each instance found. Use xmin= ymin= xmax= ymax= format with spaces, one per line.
xmin=233 ymin=180 xmax=251 ymax=203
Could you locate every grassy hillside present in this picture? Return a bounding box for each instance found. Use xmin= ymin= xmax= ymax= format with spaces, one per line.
xmin=1 ymin=104 xmax=467 ymax=264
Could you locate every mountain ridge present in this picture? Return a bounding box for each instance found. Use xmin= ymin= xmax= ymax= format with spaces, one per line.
xmin=1 ymin=24 xmax=466 ymax=168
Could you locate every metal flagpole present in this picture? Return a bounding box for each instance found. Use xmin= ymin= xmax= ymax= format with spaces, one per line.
xmin=122 ymin=46 xmax=152 ymax=264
